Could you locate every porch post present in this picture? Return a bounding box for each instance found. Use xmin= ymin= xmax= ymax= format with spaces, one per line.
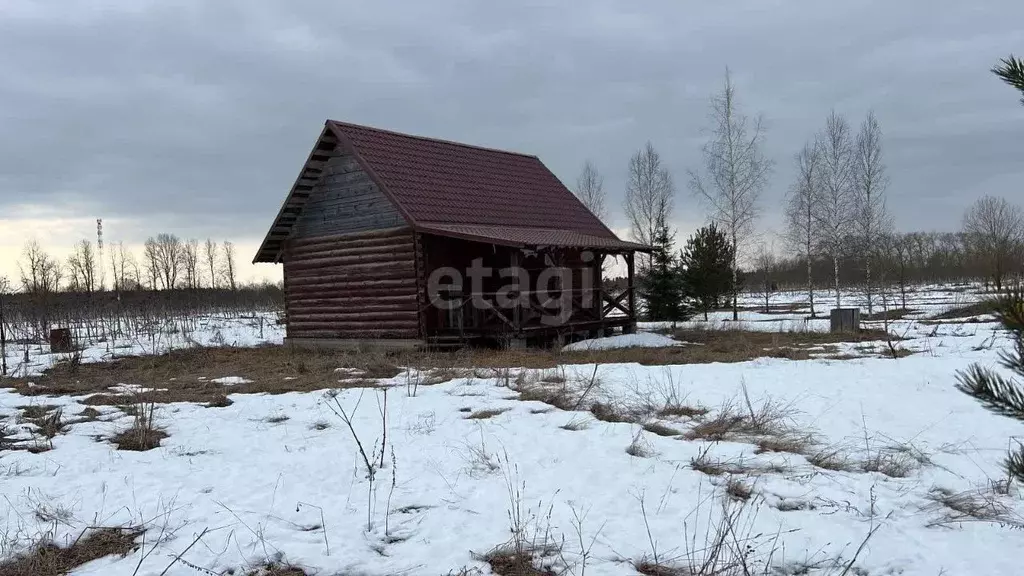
xmin=510 ymin=249 xmax=522 ymax=334
xmin=625 ymin=251 xmax=637 ymax=334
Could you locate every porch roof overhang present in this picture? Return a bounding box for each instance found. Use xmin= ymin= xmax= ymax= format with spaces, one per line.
xmin=417 ymin=223 xmax=652 ymax=252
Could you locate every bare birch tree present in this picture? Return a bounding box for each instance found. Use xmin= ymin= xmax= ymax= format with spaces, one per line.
xmin=182 ymin=238 xmax=201 ymax=290
xmin=753 ymin=241 xmax=778 ymax=314
xmin=221 ymin=241 xmax=238 ymax=291
xmin=784 ymin=142 xmax=821 ymax=317
xmin=688 ymin=69 xmax=772 ymax=320
xmin=852 ymin=111 xmax=892 ymax=315
xmin=19 ymin=240 xmax=62 ymax=336
xmin=204 ymin=238 xmax=219 ymax=289
xmin=624 ymin=142 xmax=674 ymax=269
xmin=142 ymin=238 xmax=160 ymax=289
xmin=574 ymin=160 xmax=608 ymax=222
xmin=66 ymin=239 xmax=98 ymax=293
xmin=813 ymin=111 xmax=857 ymax=308
xmin=144 ymin=233 xmax=183 ymax=290
xmin=962 ymin=196 xmax=1024 ymax=291
xmin=109 ymin=241 xmax=133 ymax=292
xmin=19 ymin=241 xmax=62 ymax=295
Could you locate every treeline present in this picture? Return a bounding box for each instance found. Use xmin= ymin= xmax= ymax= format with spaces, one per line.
xmin=0 ymin=286 xmax=282 ymax=343
xmin=14 ymin=234 xmax=248 ymax=295
xmin=569 ymin=65 xmax=1023 ymax=320
xmin=1 ymin=234 xmax=283 ymax=343
xmin=762 ymin=229 xmax=1023 ymax=293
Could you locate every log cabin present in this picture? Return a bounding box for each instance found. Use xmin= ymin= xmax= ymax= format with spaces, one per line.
xmin=253 ymin=120 xmax=649 ymax=348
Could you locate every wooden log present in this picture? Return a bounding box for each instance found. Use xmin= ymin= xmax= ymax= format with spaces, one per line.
xmin=285 ymin=294 xmax=416 ymax=307
xmin=288 ymin=329 xmax=419 ymax=339
xmin=288 ymin=311 xmax=416 ymax=324
xmin=285 ymin=274 xmax=416 ymax=292
xmin=288 ymin=320 xmax=419 ymax=331
xmin=285 ymin=269 xmax=412 ymax=284
xmin=285 ymin=242 xmax=414 ymax=262
xmin=288 ymin=303 xmax=417 ymax=316
xmin=285 ymin=260 xmax=415 ymax=276
xmin=287 ymin=227 xmax=412 ymax=249
xmin=287 ymin=287 xmax=418 ymax=300
xmin=285 ymin=249 xmax=415 ymax=271
xmin=286 ymin=233 xmax=413 ymax=255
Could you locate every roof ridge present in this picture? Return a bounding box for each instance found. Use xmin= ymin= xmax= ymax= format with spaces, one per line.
xmin=327 ymin=119 xmax=539 ymax=160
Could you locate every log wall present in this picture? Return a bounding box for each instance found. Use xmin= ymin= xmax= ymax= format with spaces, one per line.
xmin=283 ymin=227 xmax=420 ymax=339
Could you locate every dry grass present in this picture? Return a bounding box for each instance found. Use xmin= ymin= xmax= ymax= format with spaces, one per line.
xmin=6 ymin=327 xmax=893 ymax=405
xmin=559 ymin=417 xmax=590 ymax=431
xmin=805 ymin=448 xmax=855 ymax=471
xmin=0 ymin=527 xmax=141 ymax=576
xmin=690 ymin=452 xmax=752 ymax=477
xmin=111 ymin=400 xmax=167 ymax=451
xmin=76 ymin=407 xmax=103 ymax=420
xmin=657 ymin=404 xmax=710 ymax=419
xmin=861 ymin=308 xmax=916 ymax=321
xmin=265 ymin=414 xmax=290 ymax=424
xmin=246 ymin=562 xmax=310 ymax=576
xmin=754 ymin=434 xmax=815 ymax=455
xmin=925 ymin=486 xmax=1024 ymax=528
xmin=861 ymin=451 xmax=917 ymax=478
xmin=928 ymin=300 xmax=998 ymax=321
xmin=725 ymin=477 xmax=754 ymax=502
xmin=684 ymin=392 xmax=800 ymax=444
xmin=642 ymin=422 xmax=682 ymax=437
xmin=482 ymin=547 xmax=557 ymax=576
xmin=668 ymin=327 xmax=895 ymax=361
xmin=633 ymin=560 xmax=688 ymax=576
xmin=465 ymin=408 xmax=510 ymax=420
xmin=589 ymin=401 xmax=634 ymax=423
xmin=626 ymin=430 xmax=655 ymax=458
xmin=17 ymin=405 xmax=58 ymax=420
xmin=206 ymin=394 xmax=233 ymax=408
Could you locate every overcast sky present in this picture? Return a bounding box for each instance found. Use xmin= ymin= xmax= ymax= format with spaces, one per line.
xmin=1 ymin=0 xmax=1022 ymax=283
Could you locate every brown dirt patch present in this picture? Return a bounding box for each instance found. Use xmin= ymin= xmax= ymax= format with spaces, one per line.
xmin=928 ymin=300 xmax=997 ymax=320
xmin=247 ymin=565 xmax=309 ymax=576
xmin=0 ymin=527 xmax=141 ymax=576
xmin=464 ymin=408 xmax=509 ymax=420
xmin=4 ymin=328 xmax=893 ymax=405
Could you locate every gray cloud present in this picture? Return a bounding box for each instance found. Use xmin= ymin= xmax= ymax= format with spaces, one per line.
xmin=1 ymin=0 xmax=1023 ymax=253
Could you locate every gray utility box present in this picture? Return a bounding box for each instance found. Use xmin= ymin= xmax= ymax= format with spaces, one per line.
xmin=830 ymin=308 xmax=861 ymax=333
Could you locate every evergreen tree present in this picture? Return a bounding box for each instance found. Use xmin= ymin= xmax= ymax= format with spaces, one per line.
xmin=956 ymin=287 xmax=1024 ymax=482
xmin=956 ymin=56 xmax=1024 ymax=483
xmin=639 ymin=221 xmax=689 ymax=322
xmin=680 ymin=224 xmax=736 ymax=321
xmin=993 ymin=55 xmax=1024 ymax=104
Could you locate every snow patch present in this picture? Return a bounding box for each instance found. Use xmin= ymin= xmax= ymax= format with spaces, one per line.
xmin=563 ymin=332 xmax=682 ymax=351
xmin=210 ymin=376 xmax=252 ymax=385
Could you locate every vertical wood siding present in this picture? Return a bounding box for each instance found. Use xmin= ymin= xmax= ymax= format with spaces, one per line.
xmin=291 ymin=153 xmax=405 ymax=239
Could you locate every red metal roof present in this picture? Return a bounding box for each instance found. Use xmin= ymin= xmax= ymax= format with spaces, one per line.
xmin=254 ymin=121 xmax=645 ymax=263
xmin=327 ymin=120 xmax=618 ymax=239
xmin=417 ymin=223 xmax=649 ymax=251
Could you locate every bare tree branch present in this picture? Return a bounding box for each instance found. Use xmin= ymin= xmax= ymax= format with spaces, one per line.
xmin=813 ymin=111 xmax=856 ymax=308
xmin=784 ymin=141 xmax=821 ymax=317
xmin=689 ymin=68 xmax=772 ymax=319
xmin=574 ymin=160 xmax=608 ymax=223
xmin=962 ymin=196 xmax=1024 ymax=291
xmin=852 ymin=111 xmax=892 ymax=314
xmin=624 ymin=142 xmax=675 ymax=268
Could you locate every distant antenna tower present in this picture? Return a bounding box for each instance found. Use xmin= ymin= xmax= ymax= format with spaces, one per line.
xmin=96 ymin=218 xmax=105 ymax=291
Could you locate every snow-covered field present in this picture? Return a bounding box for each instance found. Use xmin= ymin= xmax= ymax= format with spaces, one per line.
xmin=2 ymin=283 xmax=1022 ymax=575
xmin=1 ymin=312 xmax=284 ymax=378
